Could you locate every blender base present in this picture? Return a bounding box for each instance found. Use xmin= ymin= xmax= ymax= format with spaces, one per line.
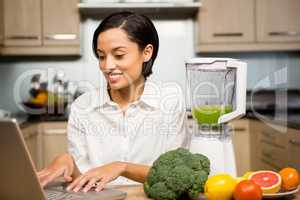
xmin=189 ymin=128 xmax=237 ymax=177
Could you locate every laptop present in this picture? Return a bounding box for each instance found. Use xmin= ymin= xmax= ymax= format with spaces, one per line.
xmin=0 ymin=118 xmax=127 ymax=200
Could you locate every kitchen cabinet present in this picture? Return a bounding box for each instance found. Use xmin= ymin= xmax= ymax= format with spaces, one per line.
xmin=247 ymin=119 xmax=300 ymax=172
xmin=256 ymin=0 xmax=300 ymax=43
xmin=257 ymin=121 xmax=288 ymax=171
xmin=197 ymin=0 xmax=255 ymax=44
xmin=21 ymin=122 xmax=68 ymax=170
xmin=40 ymin=122 xmax=68 ymax=168
xmin=258 ymin=125 xmax=289 ymax=171
xmin=3 ymin=0 xmax=42 ymax=46
xmin=231 ymin=118 xmax=252 ymax=176
xmin=22 ymin=124 xmax=40 ymax=170
xmin=43 ymin=0 xmax=80 ymax=46
xmin=0 ymin=0 xmax=4 ymax=46
xmin=287 ymin=129 xmax=300 ymax=172
xmin=0 ymin=0 xmax=80 ymax=55
xmin=197 ymin=0 xmax=300 ymax=52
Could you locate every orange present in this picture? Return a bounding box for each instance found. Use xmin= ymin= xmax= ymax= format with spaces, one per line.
xmin=33 ymin=92 xmax=48 ymax=105
xmin=279 ymin=167 xmax=300 ymax=191
xmin=249 ymin=170 xmax=281 ymax=194
xmin=233 ymin=180 xmax=262 ymax=200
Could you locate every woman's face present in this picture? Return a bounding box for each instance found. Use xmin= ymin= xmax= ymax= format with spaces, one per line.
xmin=96 ymin=28 xmax=152 ymax=90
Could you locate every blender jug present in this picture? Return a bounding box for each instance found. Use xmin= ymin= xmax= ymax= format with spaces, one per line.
xmin=186 ymin=58 xmax=247 ymax=128
xmin=186 ymin=58 xmax=247 ymax=176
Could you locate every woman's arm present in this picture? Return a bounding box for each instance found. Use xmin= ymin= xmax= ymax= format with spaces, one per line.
xmin=121 ymin=162 xmax=151 ymax=183
xmin=66 ymin=161 xmax=151 ymax=192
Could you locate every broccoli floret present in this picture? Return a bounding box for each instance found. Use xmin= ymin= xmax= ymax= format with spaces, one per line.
xmin=144 ymin=148 xmax=210 ymax=200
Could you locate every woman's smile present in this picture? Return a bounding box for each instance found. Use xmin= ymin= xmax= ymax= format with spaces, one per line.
xmin=107 ymin=71 xmax=124 ymax=84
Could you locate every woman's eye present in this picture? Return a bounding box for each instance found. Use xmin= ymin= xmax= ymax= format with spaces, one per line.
xmin=99 ymin=55 xmax=105 ymax=60
xmin=115 ymin=54 xmax=125 ymax=59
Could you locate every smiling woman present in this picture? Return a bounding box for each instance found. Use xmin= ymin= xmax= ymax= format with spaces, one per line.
xmin=37 ymin=11 xmax=189 ymax=193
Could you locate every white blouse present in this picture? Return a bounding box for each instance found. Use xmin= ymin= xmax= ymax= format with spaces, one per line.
xmin=67 ymin=77 xmax=189 ymax=184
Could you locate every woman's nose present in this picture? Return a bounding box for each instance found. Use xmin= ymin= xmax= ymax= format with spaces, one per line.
xmin=101 ymin=56 xmax=116 ymax=71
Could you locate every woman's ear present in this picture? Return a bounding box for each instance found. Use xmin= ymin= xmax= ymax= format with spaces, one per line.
xmin=143 ymin=44 xmax=153 ymax=62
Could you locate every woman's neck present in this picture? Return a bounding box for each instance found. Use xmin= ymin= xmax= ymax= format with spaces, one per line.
xmin=110 ymin=76 xmax=145 ymax=110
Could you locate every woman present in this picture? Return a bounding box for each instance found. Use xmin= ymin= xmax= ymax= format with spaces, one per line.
xmin=37 ymin=11 xmax=188 ymax=193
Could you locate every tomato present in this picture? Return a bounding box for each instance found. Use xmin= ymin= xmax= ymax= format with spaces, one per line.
xmin=279 ymin=167 xmax=300 ymax=191
xmin=233 ymin=180 xmax=262 ymax=200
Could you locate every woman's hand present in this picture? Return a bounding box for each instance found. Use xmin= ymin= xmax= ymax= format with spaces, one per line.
xmin=37 ymin=153 xmax=75 ymax=187
xmin=66 ymin=161 xmax=127 ymax=193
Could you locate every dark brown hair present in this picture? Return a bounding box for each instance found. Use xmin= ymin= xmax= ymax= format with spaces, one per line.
xmin=92 ymin=11 xmax=159 ymax=78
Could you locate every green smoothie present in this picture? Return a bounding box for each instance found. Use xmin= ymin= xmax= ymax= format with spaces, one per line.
xmin=192 ymin=105 xmax=233 ymax=124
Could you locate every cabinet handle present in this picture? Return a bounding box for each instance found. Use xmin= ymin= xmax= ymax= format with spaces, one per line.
xmin=43 ymin=129 xmax=67 ymax=135
xmin=261 ymin=131 xmax=276 ymax=140
xmin=232 ymin=127 xmax=246 ymax=132
xmin=269 ymin=31 xmax=300 ymax=37
xmin=45 ymin=34 xmax=77 ymax=40
xmin=289 ymin=139 xmax=300 ymax=147
xmin=213 ymin=32 xmax=243 ymax=37
xmin=6 ymin=35 xmax=39 ymax=40
xmin=262 ymin=150 xmax=273 ymax=158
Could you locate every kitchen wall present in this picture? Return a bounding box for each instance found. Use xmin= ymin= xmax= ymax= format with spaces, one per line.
xmin=0 ymin=18 xmax=194 ymax=113
xmin=197 ymin=51 xmax=300 ymax=90
xmin=0 ymin=18 xmax=300 ymax=113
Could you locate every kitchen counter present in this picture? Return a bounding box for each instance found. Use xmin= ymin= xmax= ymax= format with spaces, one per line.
xmin=245 ymin=112 xmax=300 ymax=130
xmin=114 ymin=185 xmax=300 ymax=200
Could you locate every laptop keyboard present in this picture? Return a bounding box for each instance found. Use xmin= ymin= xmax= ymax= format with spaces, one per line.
xmin=46 ymin=190 xmax=81 ymax=200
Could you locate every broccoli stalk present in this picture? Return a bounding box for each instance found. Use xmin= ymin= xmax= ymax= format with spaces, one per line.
xmin=144 ymin=148 xmax=210 ymax=200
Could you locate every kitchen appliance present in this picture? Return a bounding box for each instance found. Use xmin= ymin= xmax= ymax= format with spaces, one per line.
xmin=186 ymin=58 xmax=247 ymax=177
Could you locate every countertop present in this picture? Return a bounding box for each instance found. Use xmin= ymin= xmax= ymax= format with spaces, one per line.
xmin=245 ymin=112 xmax=300 ymax=130
xmin=114 ymin=185 xmax=300 ymax=200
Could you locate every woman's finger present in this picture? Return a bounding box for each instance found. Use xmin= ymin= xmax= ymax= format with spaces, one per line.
xmin=63 ymin=167 xmax=73 ymax=182
xmin=95 ymin=179 xmax=107 ymax=192
xmin=37 ymin=170 xmax=51 ymax=179
xmin=66 ymin=175 xmax=85 ymax=191
xmin=40 ymin=168 xmax=64 ymax=187
xmin=83 ymin=178 xmax=99 ymax=193
xmin=37 ymin=169 xmax=47 ymax=176
xmin=73 ymin=176 xmax=90 ymax=192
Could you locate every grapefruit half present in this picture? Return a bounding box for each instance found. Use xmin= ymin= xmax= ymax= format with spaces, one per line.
xmin=249 ymin=170 xmax=282 ymax=194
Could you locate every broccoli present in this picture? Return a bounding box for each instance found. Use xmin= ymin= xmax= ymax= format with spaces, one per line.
xmin=144 ymin=148 xmax=210 ymax=200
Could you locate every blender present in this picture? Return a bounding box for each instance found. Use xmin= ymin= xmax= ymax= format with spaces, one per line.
xmin=186 ymin=58 xmax=247 ymax=177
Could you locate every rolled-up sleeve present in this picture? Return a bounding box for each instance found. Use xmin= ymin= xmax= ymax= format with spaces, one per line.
xmin=67 ymin=105 xmax=91 ymax=173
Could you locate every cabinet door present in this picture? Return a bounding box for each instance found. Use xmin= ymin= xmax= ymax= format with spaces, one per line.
xmin=43 ymin=0 xmax=80 ymax=46
xmin=256 ymin=0 xmax=300 ymax=42
xmin=288 ymin=129 xmax=300 ymax=171
xmin=0 ymin=0 xmax=3 ymax=45
xmin=41 ymin=122 xmax=68 ymax=168
xmin=22 ymin=125 xmax=39 ymax=170
xmin=3 ymin=0 xmax=42 ymax=46
xmin=231 ymin=119 xmax=251 ymax=176
xmin=197 ymin=0 xmax=255 ymax=43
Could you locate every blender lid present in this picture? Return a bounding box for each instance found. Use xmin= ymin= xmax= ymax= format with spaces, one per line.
xmin=186 ymin=57 xmax=239 ymax=70
xmin=186 ymin=57 xmax=237 ymax=64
